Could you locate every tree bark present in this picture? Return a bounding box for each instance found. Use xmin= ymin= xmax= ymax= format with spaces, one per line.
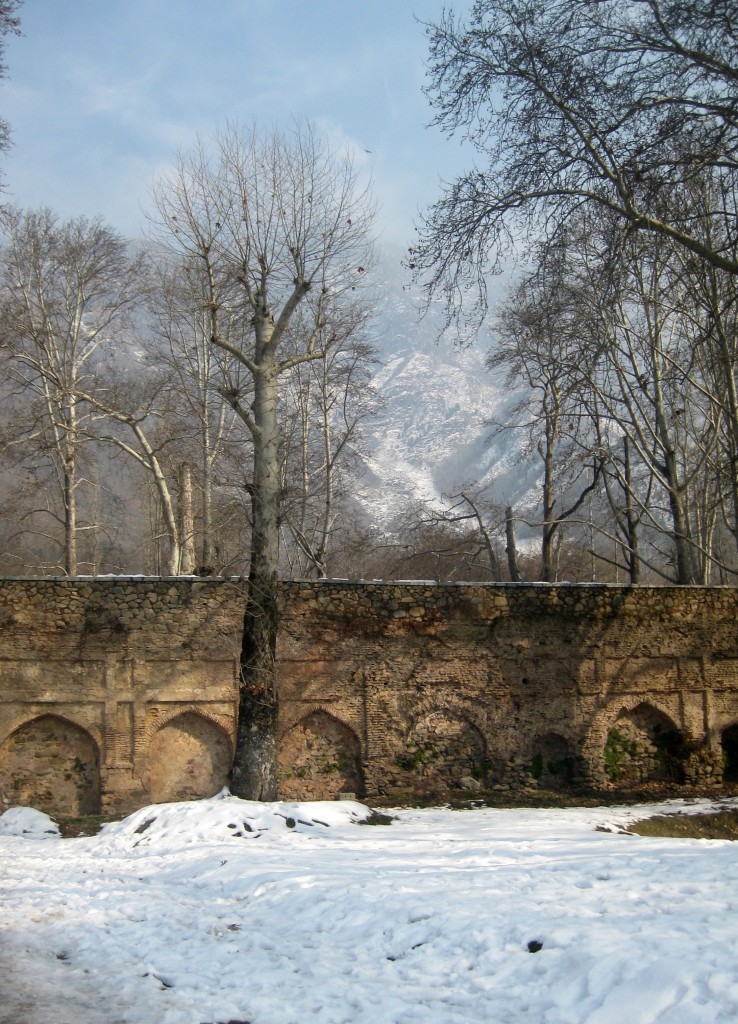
xmin=63 ymin=400 xmax=78 ymax=576
xmin=231 ymin=350 xmax=281 ymax=801
xmin=622 ymin=437 xmax=640 ymax=585
xmin=63 ymin=449 xmax=77 ymax=576
xmin=539 ymin=395 xmax=558 ymax=582
xmin=179 ymin=463 xmax=196 ymax=574
xmin=505 ymin=506 xmax=521 ymax=582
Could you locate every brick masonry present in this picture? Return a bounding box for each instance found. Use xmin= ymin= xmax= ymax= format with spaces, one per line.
xmin=1 ymin=578 xmax=738 ymax=814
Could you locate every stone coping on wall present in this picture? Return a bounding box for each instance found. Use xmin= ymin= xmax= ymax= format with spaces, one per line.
xmin=4 ymin=577 xmax=738 ymax=610
xmin=1 ymin=577 xmax=736 ymax=652
xmin=3 ymin=575 xmax=738 ymax=586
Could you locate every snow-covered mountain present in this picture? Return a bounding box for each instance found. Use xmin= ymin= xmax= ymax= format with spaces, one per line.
xmin=356 ymin=260 xmax=539 ymax=528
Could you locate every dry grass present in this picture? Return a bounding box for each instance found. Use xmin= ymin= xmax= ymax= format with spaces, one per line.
xmin=56 ymin=813 xmax=121 ymax=837
xmin=628 ymin=808 xmax=738 ymax=840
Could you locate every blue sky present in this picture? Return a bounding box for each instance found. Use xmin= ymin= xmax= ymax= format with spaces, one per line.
xmin=1 ymin=1 xmax=474 ymax=253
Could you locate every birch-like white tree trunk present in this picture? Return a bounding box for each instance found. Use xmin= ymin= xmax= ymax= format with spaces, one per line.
xmin=0 ymin=207 xmax=144 ymax=574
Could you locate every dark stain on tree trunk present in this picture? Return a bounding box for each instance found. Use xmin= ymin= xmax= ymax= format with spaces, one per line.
xmin=231 ymin=566 xmax=279 ymax=801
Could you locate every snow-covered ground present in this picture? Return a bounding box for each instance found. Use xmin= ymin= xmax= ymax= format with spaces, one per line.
xmin=2 ymin=795 xmax=738 ymax=1024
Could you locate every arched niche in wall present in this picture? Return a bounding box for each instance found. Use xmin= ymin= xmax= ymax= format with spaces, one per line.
xmin=147 ymin=712 xmax=232 ymax=804
xmin=0 ymin=714 xmax=100 ymax=815
xmin=604 ymin=702 xmax=687 ymax=787
xmin=721 ymin=723 xmax=738 ymax=782
xmin=399 ymin=711 xmax=490 ymax=792
xmin=279 ymin=709 xmax=364 ymax=801
xmin=529 ymin=731 xmax=577 ymax=791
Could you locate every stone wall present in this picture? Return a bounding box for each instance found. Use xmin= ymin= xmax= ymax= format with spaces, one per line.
xmin=1 ymin=578 xmax=738 ymax=814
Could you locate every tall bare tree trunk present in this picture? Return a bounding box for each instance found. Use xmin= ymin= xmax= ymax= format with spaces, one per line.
xmin=179 ymin=462 xmax=196 ymax=574
xmin=63 ymin=401 xmax=78 ymax=575
xmin=622 ymin=437 xmax=641 ymax=584
xmin=201 ymin=422 xmax=215 ymax=569
xmin=231 ymin=354 xmax=280 ymax=801
xmin=505 ymin=506 xmax=521 ymax=582
xmin=64 ymin=450 xmax=77 ymax=575
xmin=540 ymin=405 xmax=557 ymax=582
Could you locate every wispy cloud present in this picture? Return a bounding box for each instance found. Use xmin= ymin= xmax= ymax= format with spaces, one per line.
xmin=0 ymin=0 xmax=473 ymax=242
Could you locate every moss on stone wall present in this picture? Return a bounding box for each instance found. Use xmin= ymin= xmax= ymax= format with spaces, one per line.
xmin=1 ymin=579 xmax=738 ymax=812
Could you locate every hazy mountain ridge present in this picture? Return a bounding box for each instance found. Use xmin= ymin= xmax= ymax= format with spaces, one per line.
xmin=357 ymin=266 xmax=539 ymax=529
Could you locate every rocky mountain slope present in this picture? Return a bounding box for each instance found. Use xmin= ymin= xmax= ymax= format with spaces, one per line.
xmin=356 ymin=262 xmax=539 ymax=529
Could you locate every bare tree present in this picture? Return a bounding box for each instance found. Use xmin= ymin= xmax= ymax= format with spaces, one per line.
xmin=404 ymin=490 xmax=505 ymax=581
xmin=668 ymin=178 xmax=738 ymax=562
xmin=0 ymin=207 xmax=145 ymax=574
xmin=0 ymin=1 xmax=21 ymax=184
xmin=147 ymin=256 xmax=245 ymax=572
xmin=149 ymin=122 xmax=375 ymax=798
xmin=278 ymin=298 xmax=380 ymax=578
xmin=412 ymin=0 xmax=738 ymax=325
xmin=82 ymin=373 xmax=186 ymax=576
xmin=594 ymin=430 xmax=649 ymax=584
xmin=488 ymin=274 xmax=601 ymax=581
xmin=578 ymin=226 xmax=723 ymax=582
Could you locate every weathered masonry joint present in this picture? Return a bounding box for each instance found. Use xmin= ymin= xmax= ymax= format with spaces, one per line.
xmin=1 ymin=578 xmax=738 ymax=815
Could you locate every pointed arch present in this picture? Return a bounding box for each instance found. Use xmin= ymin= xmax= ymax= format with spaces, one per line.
xmin=279 ymin=702 xmax=360 ymax=737
xmin=604 ymin=702 xmax=687 ymax=787
xmin=0 ymin=709 xmax=103 ymax=751
xmin=279 ymin=708 xmax=364 ymax=801
xmin=144 ymin=704 xmax=233 ymax=740
xmin=147 ymin=711 xmax=232 ymax=803
xmin=529 ymin=731 xmax=577 ymax=791
xmin=399 ymin=711 xmax=490 ymax=791
xmin=0 ymin=714 xmax=100 ymax=815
